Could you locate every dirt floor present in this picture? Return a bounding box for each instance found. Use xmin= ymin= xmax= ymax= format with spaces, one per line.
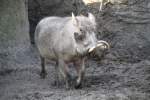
xmin=0 ymin=0 xmax=150 ymax=99
xmin=0 ymin=43 xmax=150 ymax=100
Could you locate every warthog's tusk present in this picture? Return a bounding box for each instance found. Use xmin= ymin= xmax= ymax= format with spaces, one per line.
xmin=97 ymin=40 xmax=110 ymax=49
xmin=88 ymin=46 xmax=96 ymax=53
xmin=97 ymin=43 xmax=104 ymax=47
xmin=88 ymin=40 xmax=110 ymax=53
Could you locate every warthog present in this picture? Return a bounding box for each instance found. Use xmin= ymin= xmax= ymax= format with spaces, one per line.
xmin=35 ymin=13 xmax=109 ymax=88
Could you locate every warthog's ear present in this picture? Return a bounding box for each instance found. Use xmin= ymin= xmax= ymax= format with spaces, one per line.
xmin=88 ymin=13 xmax=96 ymax=25
xmin=72 ymin=12 xmax=78 ymax=26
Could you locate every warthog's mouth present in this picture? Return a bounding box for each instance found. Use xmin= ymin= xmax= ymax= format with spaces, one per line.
xmin=88 ymin=40 xmax=110 ymax=53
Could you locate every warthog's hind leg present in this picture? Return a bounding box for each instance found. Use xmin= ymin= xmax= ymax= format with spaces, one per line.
xmin=40 ymin=56 xmax=47 ymax=78
xmin=54 ymin=60 xmax=61 ymax=87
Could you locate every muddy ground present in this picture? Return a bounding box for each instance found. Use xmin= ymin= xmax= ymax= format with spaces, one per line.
xmin=0 ymin=44 xmax=150 ymax=100
xmin=0 ymin=0 xmax=150 ymax=100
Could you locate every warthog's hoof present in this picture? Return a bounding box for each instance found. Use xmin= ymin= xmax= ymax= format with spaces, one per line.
xmin=40 ymin=72 xmax=47 ymax=79
xmin=66 ymin=73 xmax=74 ymax=88
xmin=75 ymin=79 xmax=83 ymax=89
xmin=75 ymin=82 xmax=82 ymax=89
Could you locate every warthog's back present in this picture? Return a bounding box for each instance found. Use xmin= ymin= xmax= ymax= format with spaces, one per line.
xmin=35 ymin=17 xmax=70 ymax=40
xmin=35 ymin=17 xmax=76 ymax=60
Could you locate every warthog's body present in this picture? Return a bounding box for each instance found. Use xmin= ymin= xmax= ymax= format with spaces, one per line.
xmin=35 ymin=17 xmax=96 ymax=61
xmin=35 ymin=13 xmax=109 ymax=88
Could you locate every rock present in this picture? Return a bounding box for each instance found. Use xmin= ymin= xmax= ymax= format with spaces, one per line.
xmin=0 ymin=0 xmax=29 ymax=70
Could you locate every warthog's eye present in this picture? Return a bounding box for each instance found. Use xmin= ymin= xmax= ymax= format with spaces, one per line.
xmin=74 ymin=32 xmax=85 ymax=42
xmin=78 ymin=35 xmax=85 ymax=41
xmin=80 ymin=29 xmax=83 ymax=33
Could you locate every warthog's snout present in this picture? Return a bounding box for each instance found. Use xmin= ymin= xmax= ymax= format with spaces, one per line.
xmin=88 ymin=40 xmax=110 ymax=53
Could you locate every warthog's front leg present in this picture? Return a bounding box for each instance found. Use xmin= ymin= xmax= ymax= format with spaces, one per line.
xmin=40 ymin=56 xmax=47 ymax=78
xmin=58 ymin=58 xmax=72 ymax=89
xmin=74 ymin=58 xmax=85 ymax=88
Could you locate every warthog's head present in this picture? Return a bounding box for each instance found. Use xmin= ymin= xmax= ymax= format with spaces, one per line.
xmin=71 ymin=13 xmax=109 ymax=55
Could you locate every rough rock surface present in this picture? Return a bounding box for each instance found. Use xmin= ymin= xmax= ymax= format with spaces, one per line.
xmin=0 ymin=0 xmax=29 ymax=71
xmin=0 ymin=0 xmax=150 ymax=100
